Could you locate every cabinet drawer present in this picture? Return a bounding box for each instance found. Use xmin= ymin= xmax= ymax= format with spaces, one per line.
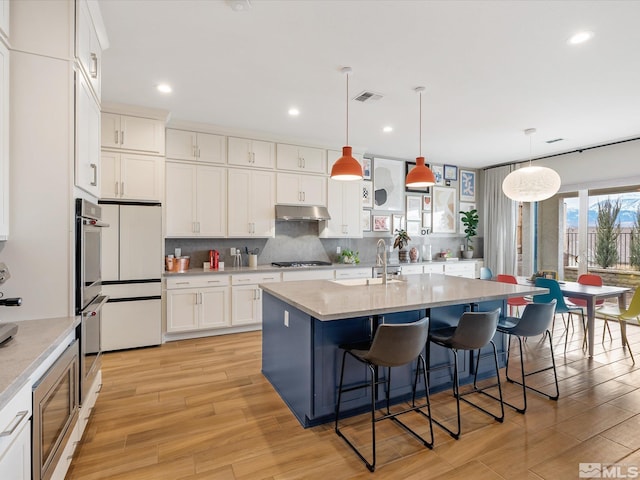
xmin=232 ymin=273 xmax=281 ymax=285
xmin=423 ymin=264 xmax=444 ymax=274
xmin=334 ymin=267 xmax=371 ymax=279
xmin=0 ymin=380 xmax=32 ymax=457
xmin=282 ymin=269 xmax=334 ymax=282
xmin=400 ymin=265 xmax=423 ymax=275
xmin=166 ymin=274 xmax=230 ymax=289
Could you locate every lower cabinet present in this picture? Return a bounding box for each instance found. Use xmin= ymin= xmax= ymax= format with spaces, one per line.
xmin=0 ymin=382 xmax=31 ymax=480
xmin=166 ymin=275 xmax=231 ymax=332
xmin=334 ymin=267 xmax=371 ymax=279
xmin=231 ymin=273 xmax=282 ymax=326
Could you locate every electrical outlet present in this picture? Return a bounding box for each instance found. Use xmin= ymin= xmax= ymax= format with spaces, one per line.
xmin=284 ymin=310 xmax=289 ymax=327
xmin=336 ymin=246 xmax=341 ymax=254
xmin=230 ymin=247 xmax=236 ymax=255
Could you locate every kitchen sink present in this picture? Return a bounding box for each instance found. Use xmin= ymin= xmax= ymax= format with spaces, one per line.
xmin=331 ymin=277 xmax=404 ymax=286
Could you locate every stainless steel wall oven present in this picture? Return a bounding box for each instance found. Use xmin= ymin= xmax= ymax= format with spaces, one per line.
xmin=75 ymin=198 xmax=108 ymax=404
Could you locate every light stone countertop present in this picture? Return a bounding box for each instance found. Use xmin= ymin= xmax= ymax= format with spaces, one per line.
xmin=260 ymin=273 xmax=545 ymax=321
xmin=0 ymin=316 xmax=79 ymax=410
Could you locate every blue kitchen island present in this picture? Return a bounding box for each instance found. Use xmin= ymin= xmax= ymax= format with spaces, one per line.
xmin=260 ymin=273 xmax=545 ymax=427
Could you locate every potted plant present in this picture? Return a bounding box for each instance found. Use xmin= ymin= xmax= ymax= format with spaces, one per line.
xmin=394 ymin=229 xmax=411 ymax=263
xmin=339 ymin=248 xmax=360 ymax=264
xmin=459 ymin=209 xmax=479 ymax=259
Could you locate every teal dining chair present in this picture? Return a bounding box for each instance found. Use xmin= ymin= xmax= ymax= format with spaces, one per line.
xmin=533 ymin=277 xmax=586 ymax=339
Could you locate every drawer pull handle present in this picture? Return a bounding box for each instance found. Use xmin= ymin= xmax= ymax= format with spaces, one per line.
xmin=0 ymin=410 xmax=29 ymax=437
xmin=237 ymin=279 xmax=250 ymax=282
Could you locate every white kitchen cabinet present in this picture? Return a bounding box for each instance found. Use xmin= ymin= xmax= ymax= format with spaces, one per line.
xmin=101 ymin=151 xmax=163 ymax=201
xmin=75 ymin=0 xmax=102 ymax=99
xmin=276 ymin=172 xmax=326 ymax=206
xmin=228 ymin=168 xmax=275 ymax=237
xmin=0 ymin=0 xmax=9 ymax=41
xmin=166 ymin=128 xmax=226 ymax=164
xmin=281 ymin=269 xmax=334 ymax=281
xmin=276 ymin=143 xmax=326 ymax=174
xmin=227 ymin=136 xmax=275 ymax=169
xmin=166 ymin=275 xmax=231 ymax=332
xmin=320 ymin=150 xmax=363 ymax=238
xmin=400 ymin=264 xmax=424 ymax=275
xmin=165 ymin=162 xmax=226 ymax=237
xmin=231 ymin=273 xmax=281 ymax=326
xmin=75 ymin=71 xmax=101 ymax=197
xmin=334 ymin=267 xmax=371 ymax=280
xmin=102 ymin=113 xmax=165 ymax=155
xmin=422 ymin=263 xmax=444 ymax=274
xmin=444 ymin=262 xmax=476 ymax=278
xmin=0 ymin=40 xmax=8 ymax=240
xmin=0 ymin=381 xmax=31 ymax=480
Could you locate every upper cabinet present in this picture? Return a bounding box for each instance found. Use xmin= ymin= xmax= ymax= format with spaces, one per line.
xmin=276 ymin=143 xmax=326 ymax=174
xmin=101 ymin=151 xmax=163 ymax=202
xmin=166 ymin=128 xmax=226 ymax=164
xmin=276 ymin=172 xmax=326 ymax=206
xmin=0 ymin=41 xmax=8 ymax=240
xmin=75 ymin=71 xmax=101 ymax=197
xmin=228 ymin=169 xmax=275 ymax=237
xmin=228 ymin=136 xmax=275 ymax=169
xmin=0 ymin=0 xmax=9 ymax=42
xmin=102 ymin=113 xmax=165 ymax=155
xmin=75 ymin=0 xmax=102 ymax=100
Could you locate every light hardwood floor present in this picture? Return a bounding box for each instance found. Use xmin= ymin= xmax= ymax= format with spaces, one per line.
xmin=67 ymin=315 xmax=640 ymax=480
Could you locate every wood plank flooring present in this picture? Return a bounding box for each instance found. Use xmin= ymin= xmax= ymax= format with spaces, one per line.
xmin=67 ymin=315 xmax=640 ymax=479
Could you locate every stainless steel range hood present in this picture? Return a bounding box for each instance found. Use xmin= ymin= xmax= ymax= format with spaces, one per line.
xmin=275 ymin=204 xmax=331 ymax=221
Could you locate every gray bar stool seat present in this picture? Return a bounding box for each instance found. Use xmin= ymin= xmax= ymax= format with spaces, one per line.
xmin=335 ymin=317 xmax=433 ymax=472
xmin=427 ymin=308 xmax=504 ymax=439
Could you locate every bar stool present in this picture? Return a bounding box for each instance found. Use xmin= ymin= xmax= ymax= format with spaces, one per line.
xmin=335 ymin=317 xmax=433 ymax=472
xmin=427 ymin=308 xmax=503 ymax=439
xmin=496 ymin=300 xmax=559 ymax=413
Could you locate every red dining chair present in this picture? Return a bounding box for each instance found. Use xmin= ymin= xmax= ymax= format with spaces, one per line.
xmin=497 ymin=274 xmax=530 ymax=317
xmin=568 ymin=274 xmax=611 ymax=342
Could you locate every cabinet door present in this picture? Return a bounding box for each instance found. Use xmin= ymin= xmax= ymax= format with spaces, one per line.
xmin=320 ymin=179 xmax=344 ymax=238
xmin=227 ymin=137 xmax=252 ymax=167
xmin=423 ymin=263 xmax=443 ymax=274
xmin=299 ymin=174 xmax=326 ymax=205
xmin=101 ymin=112 xmax=120 ymax=149
xmin=165 ymin=129 xmax=196 ymax=161
xmin=119 ymin=153 xmax=162 ymax=201
xmin=166 ymin=289 xmax=199 ymax=332
xmin=0 ymin=41 xmax=9 ymax=239
xmin=165 ymin=162 xmax=196 ymax=236
xmin=197 ymin=132 xmax=226 ymax=164
xmin=120 ymin=116 xmax=164 ymax=154
xmin=75 ymin=0 xmax=101 ymax=98
xmin=227 ymin=168 xmax=251 ymax=237
xmin=276 ymin=172 xmax=301 ymax=204
xmin=250 ymin=139 xmax=275 ymax=168
xmin=341 ymin=179 xmax=362 ymax=237
xmin=100 ymin=204 xmax=120 ymax=282
xmin=0 ymin=0 xmax=9 ymax=40
xmin=200 ymin=287 xmax=231 ymax=329
xmin=0 ymin=419 xmax=31 ymax=480
xmin=276 ymin=143 xmax=300 ymax=171
xmin=119 ymin=205 xmax=162 ymax=280
xmin=231 ymin=285 xmax=258 ymax=326
xmin=75 ymin=72 xmax=100 ymax=197
xmin=196 ymin=165 xmax=226 ymax=237
xmin=298 ymin=146 xmax=325 ymax=173
xmin=100 ymin=151 xmax=121 ymax=199
xmin=250 ymin=170 xmax=275 ymax=237
xmin=102 ymin=298 xmax=161 ymax=351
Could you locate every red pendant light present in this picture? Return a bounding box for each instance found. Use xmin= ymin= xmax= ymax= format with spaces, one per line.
xmin=330 ymin=67 xmax=364 ymax=181
xmin=405 ymin=86 xmax=436 ymax=188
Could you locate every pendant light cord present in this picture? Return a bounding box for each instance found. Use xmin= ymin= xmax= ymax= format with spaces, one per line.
xmin=419 ymin=89 xmax=422 ymax=157
xmin=346 ymin=72 xmax=349 ymax=145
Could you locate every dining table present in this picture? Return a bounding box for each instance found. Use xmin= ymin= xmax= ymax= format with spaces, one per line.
xmin=521 ymin=278 xmax=630 ymax=357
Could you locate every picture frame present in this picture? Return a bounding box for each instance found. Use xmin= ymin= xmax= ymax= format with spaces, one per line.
xmin=362 ymin=180 xmax=373 ymax=208
xmin=422 ymin=211 xmax=432 ymax=230
xmin=405 ymin=161 xmax=431 ymax=193
xmin=362 ymin=210 xmax=371 ymax=232
xmin=432 ymin=186 xmax=457 ymax=233
xmin=392 ymin=214 xmax=405 ymax=233
xmin=444 ymin=164 xmax=458 ymax=181
xmin=459 ymin=202 xmax=476 ymax=235
xmin=362 ymin=157 xmax=372 ymax=180
xmin=407 ymin=220 xmax=421 ymax=237
xmin=423 ymin=194 xmax=432 ymax=211
xmin=431 ymin=165 xmax=444 ymax=185
xmin=373 ymin=158 xmax=404 ymax=211
xmin=459 ymin=169 xmax=476 ymax=202
xmin=372 ymin=215 xmax=391 ymax=232
xmin=406 ymin=195 xmax=422 ymax=221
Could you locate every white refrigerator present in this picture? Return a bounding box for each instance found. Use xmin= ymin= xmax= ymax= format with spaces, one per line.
xmin=99 ymin=201 xmax=162 ymax=351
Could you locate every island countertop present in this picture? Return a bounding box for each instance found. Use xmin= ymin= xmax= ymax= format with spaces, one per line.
xmin=260 ymin=273 xmax=546 ymax=321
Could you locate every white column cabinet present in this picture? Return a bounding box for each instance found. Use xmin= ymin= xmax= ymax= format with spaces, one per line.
xmin=228 ymin=136 xmax=275 ymax=169
xmin=276 ymin=143 xmax=326 ymax=173
xmin=228 ymin=168 xmax=275 ymax=237
xmin=166 ymin=128 xmax=226 ymax=164
xmin=101 ymin=113 xmax=165 ymax=155
xmin=165 ymin=162 xmax=227 ymax=237
xmin=276 ymin=172 xmax=326 ymax=206
xmin=75 ymin=71 xmax=101 ymax=197
xmin=75 ymin=0 xmax=102 ymax=99
xmin=101 ymin=151 xmax=163 ymax=201
xmin=0 ymin=40 xmax=8 ymax=240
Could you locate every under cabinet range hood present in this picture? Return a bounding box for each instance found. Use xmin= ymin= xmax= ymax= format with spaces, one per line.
xmin=275 ymin=204 xmax=331 ymax=221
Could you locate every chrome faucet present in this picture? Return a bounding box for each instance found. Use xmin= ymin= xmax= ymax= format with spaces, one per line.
xmin=376 ymin=238 xmax=388 ymax=284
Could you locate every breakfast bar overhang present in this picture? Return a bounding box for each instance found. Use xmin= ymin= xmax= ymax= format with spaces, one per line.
xmin=260 ymin=273 xmax=546 ymax=427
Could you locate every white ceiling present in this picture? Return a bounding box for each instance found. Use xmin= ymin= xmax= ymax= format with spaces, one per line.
xmin=97 ymin=0 xmax=640 ymax=169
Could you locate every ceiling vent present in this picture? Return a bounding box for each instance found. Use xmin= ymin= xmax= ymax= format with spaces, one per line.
xmin=353 ymin=91 xmax=384 ymax=103
xmin=546 ymin=138 xmax=564 ymax=144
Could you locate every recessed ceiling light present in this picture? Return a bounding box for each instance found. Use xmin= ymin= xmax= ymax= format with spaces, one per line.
xmin=288 ymin=108 xmax=300 ymax=116
xmin=156 ymin=84 xmax=172 ymax=94
xmin=567 ymin=31 xmax=594 ymax=45
xmin=383 ymin=126 xmax=393 ymax=133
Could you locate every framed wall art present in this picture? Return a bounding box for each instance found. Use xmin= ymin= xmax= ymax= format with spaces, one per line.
xmin=431 ymin=164 xmax=444 ymax=185
xmin=406 ymin=195 xmax=422 ymax=221
xmin=407 ymin=220 xmax=421 ymax=237
xmin=362 ymin=157 xmax=372 ymax=180
xmin=423 ymin=194 xmax=431 ymax=211
xmin=444 ymin=164 xmax=458 ymax=181
xmin=362 ymin=210 xmax=371 ymax=232
xmin=392 ymin=214 xmax=405 ymax=233
xmin=459 ymin=202 xmax=476 ymax=234
xmin=432 ymin=186 xmax=457 ymax=233
xmin=405 ymin=161 xmax=431 ymax=193
xmin=362 ymin=180 xmax=373 ymax=208
xmin=373 ymin=157 xmax=404 ymax=211
xmin=422 ymin=211 xmax=432 ymax=230
xmin=459 ymin=169 xmax=476 ymax=202
xmin=372 ymin=215 xmax=391 ymax=232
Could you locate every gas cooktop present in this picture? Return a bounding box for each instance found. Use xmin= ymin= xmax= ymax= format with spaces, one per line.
xmin=271 ymin=261 xmax=332 ymax=268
